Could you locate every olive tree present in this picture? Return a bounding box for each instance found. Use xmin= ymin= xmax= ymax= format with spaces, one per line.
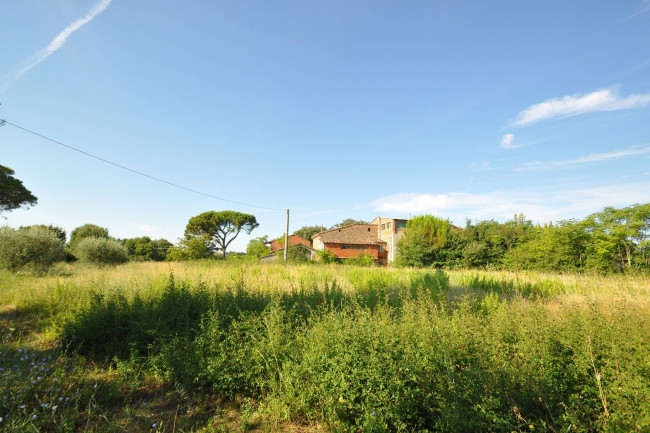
xmin=0 ymin=226 xmax=65 ymax=273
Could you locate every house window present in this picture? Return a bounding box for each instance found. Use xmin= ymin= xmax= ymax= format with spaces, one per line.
xmin=341 ymin=245 xmax=365 ymax=250
xmin=378 ymin=245 xmax=385 ymax=252
xmin=387 ymin=222 xmax=391 ymax=229
xmin=396 ymin=221 xmax=407 ymax=229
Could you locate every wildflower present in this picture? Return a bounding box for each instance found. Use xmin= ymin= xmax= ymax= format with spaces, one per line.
xmin=338 ymin=396 xmax=345 ymax=403
xmin=20 ymin=405 xmax=26 ymax=409
xmin=152 ymin=423 xmax=157 ymax=428
xmin=33 ymin=414 xmax=37 ymax=419
xmin=371 ymin=412 xmax=376 ymax=417
xmin=52 ymin=405 xmax=57 ymax=411
xmin=529 ymin=425 xmax=534 ymax=430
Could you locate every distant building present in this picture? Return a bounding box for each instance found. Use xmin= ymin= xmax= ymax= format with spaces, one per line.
xmin=311 ymin=217 xmax=407 ymax=266
xmin=261 ymin=234 xmax=315 ymax=262
xmin=267 ymin=235 xmax=311 ymax=254
xmin=370 ymin=217 xmax=408 ymax=263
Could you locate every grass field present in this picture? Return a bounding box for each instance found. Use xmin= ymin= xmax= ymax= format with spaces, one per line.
xmin=1 ymin=262 xmax=649 ymax=432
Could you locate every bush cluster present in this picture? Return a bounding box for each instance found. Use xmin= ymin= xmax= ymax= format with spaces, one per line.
xmin=73 ymin=237 xmax=128 ymax=266
xmin=0 ymin=226 xmax=65 ymax=273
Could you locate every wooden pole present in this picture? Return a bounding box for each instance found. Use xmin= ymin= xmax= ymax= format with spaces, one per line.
xmin=283 ymin=209 xmax=290 ymax=262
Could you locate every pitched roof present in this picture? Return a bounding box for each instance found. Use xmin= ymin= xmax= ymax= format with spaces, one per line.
xmin=313 ymin=224 xmax=386 ymax=245
xmin=268 ymin=235 xmax=310 ymax=253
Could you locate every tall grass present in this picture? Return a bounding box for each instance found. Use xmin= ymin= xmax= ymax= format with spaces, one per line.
xmin=1 ymin=262 xmax=649 ymax=432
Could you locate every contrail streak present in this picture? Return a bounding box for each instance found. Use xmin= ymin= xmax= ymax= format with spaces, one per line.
xmin=2 ymin=0 xmax=112 ymax=92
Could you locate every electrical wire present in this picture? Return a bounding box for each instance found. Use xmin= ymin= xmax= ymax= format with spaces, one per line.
xmin=1 ymin=119 xmax=285 ymax=211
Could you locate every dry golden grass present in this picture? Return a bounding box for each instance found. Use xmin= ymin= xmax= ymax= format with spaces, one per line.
xmin=1 ymin=261 xmax=648 ymax=321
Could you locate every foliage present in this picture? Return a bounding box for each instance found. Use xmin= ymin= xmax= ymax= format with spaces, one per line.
xmin=316 ymin=249 xmax=340 ymax=264
xmin=502 ymin=221 xmax=591 ymax=272
xmin=185 ymin=210 xmax=258 ymax=258
xmin=20 ymin=224 xmax=67 ymax=243
xmin=293 ymin=225 xmax=327 ymax=243
xmin=0 ymin=165 xmax=38 ymax=214
xmin=49 ymin=266 xmax=650 ymax=433
xmin=165 ymin=236 xmax=215 ymax=261
xmin=330 ymin=219 xmax=368 ymax=229
xmin=73 ymin=237 xmax=129 ymax=266
xmin=246 ymin=235 xmax=270 ymax=258
xmin=395 ymin=215 xmax=451 ymax=267
xmin=346 ymin=251 xmax=376 ymax=267
xmin=584 ymin=203 xmax=650 ymax=269
xmin=69 ymin=224 xmax=109 ymax=249
xmin=123 ymin=237 xmax=171 ymax=261
xmin=286 ymin=245 xmax=311 ymax=262
xmin=0 ymin=226 xmax=65 ymax=273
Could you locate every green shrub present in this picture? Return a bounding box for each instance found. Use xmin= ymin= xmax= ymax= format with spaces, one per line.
xmin=0 ymin=226 xmax=65 ymax=273
xmin=316 ymin=249 xmax=340 ymax=264
xmin=69 ymin=223 xmax=109 ymax=248
xmin=346 ymin=251 xmax=376 ymax=267
xmin=73 ymin=237 xmax=128 ymax=266
xmin=166 ymin=236 xmax=215 ymax=261
xmin=123 ymin=236 xmax=171 ymax=261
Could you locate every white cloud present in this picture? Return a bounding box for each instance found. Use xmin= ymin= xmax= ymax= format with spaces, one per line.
xmin=499 ymin=133 xmax=515 ymax=149
xmin=514 ymin=144 xmax=650 ymax=171
xmin=372 ymin=182 xmax=650 ymax=224
xmin=3 ymin=0 xmax=112 ymax=90
xmin=468 ymin=161 xmax=493 ymax=171
xmin=509 ymin=88 xmax=650 ymax=127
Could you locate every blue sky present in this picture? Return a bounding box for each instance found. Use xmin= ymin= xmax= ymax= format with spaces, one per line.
xmin=2 ymin=0 xmax=650 ymax=251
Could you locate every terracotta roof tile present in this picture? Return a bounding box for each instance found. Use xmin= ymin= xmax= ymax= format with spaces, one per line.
xmin=313 ymin=224 xmax=386 ymax=245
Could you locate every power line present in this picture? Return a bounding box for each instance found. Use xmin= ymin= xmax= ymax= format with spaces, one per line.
xmin=1 ymin=119 xmax=285 ymax=212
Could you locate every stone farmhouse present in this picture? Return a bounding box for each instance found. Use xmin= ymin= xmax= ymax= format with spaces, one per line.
xmin=312 ymin=217 xmax=408 ymax=266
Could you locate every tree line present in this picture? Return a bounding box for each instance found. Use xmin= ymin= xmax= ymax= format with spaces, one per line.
xmin=395 ymin=204 xmax=650 ymax=273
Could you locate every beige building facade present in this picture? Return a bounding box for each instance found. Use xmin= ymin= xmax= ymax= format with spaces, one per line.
xmin=370 ymin=216 xmax=408 ymax=263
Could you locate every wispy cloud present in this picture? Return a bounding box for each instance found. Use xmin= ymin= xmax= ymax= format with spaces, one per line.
xmin=2 ymin=0 xmax=112 ymax=91
xmin=468 ymin=161 xmax=493 ymax=171
xmin=630 ymin=0 xmax=650 ymax=18
xmin=514 ymin=144 xmax=650 ymax=172
xmin=509 ymin=88 xmax=650 ymax=127
xmin=499 ymin=133 xmax=515 ymax=149
xmin=372 ymin=182 xmax=650 ymax=224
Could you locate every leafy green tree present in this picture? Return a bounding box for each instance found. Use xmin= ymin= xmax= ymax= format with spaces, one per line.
xmin=20 ymin=224 xmax=66 ymax=243
xmin=166 ymin=236 xmax=215 ymax=261
xmin=69 ymin=224 xmax=109 ymax=248
xmin=0 ymin=165 xmax=38 ymax=214
xmin=585 ymin=204 xmax=650 ymax=269
xmin=0 ymin=226 xmax=65 ymax=273
xmin=185 ymin=211 xmax=258 ymax=258
xmin=124 ymin=237 xmax=172 ymax=261
xmin=73 ymin=237 xmax=128 ymax=266
xmin=330 ymin=219 xmax=368 ymax=229
xmin=395 ymin=215 xmax=451 ymax=267
xmin=293 ymin=225 xmax=327 ymax=244
xmin=246 ymin=235 xmax=270 ymax=258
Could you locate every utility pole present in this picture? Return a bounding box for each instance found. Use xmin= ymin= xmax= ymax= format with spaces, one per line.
xmin=283 ymin=208 xmax=290 ymax=262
